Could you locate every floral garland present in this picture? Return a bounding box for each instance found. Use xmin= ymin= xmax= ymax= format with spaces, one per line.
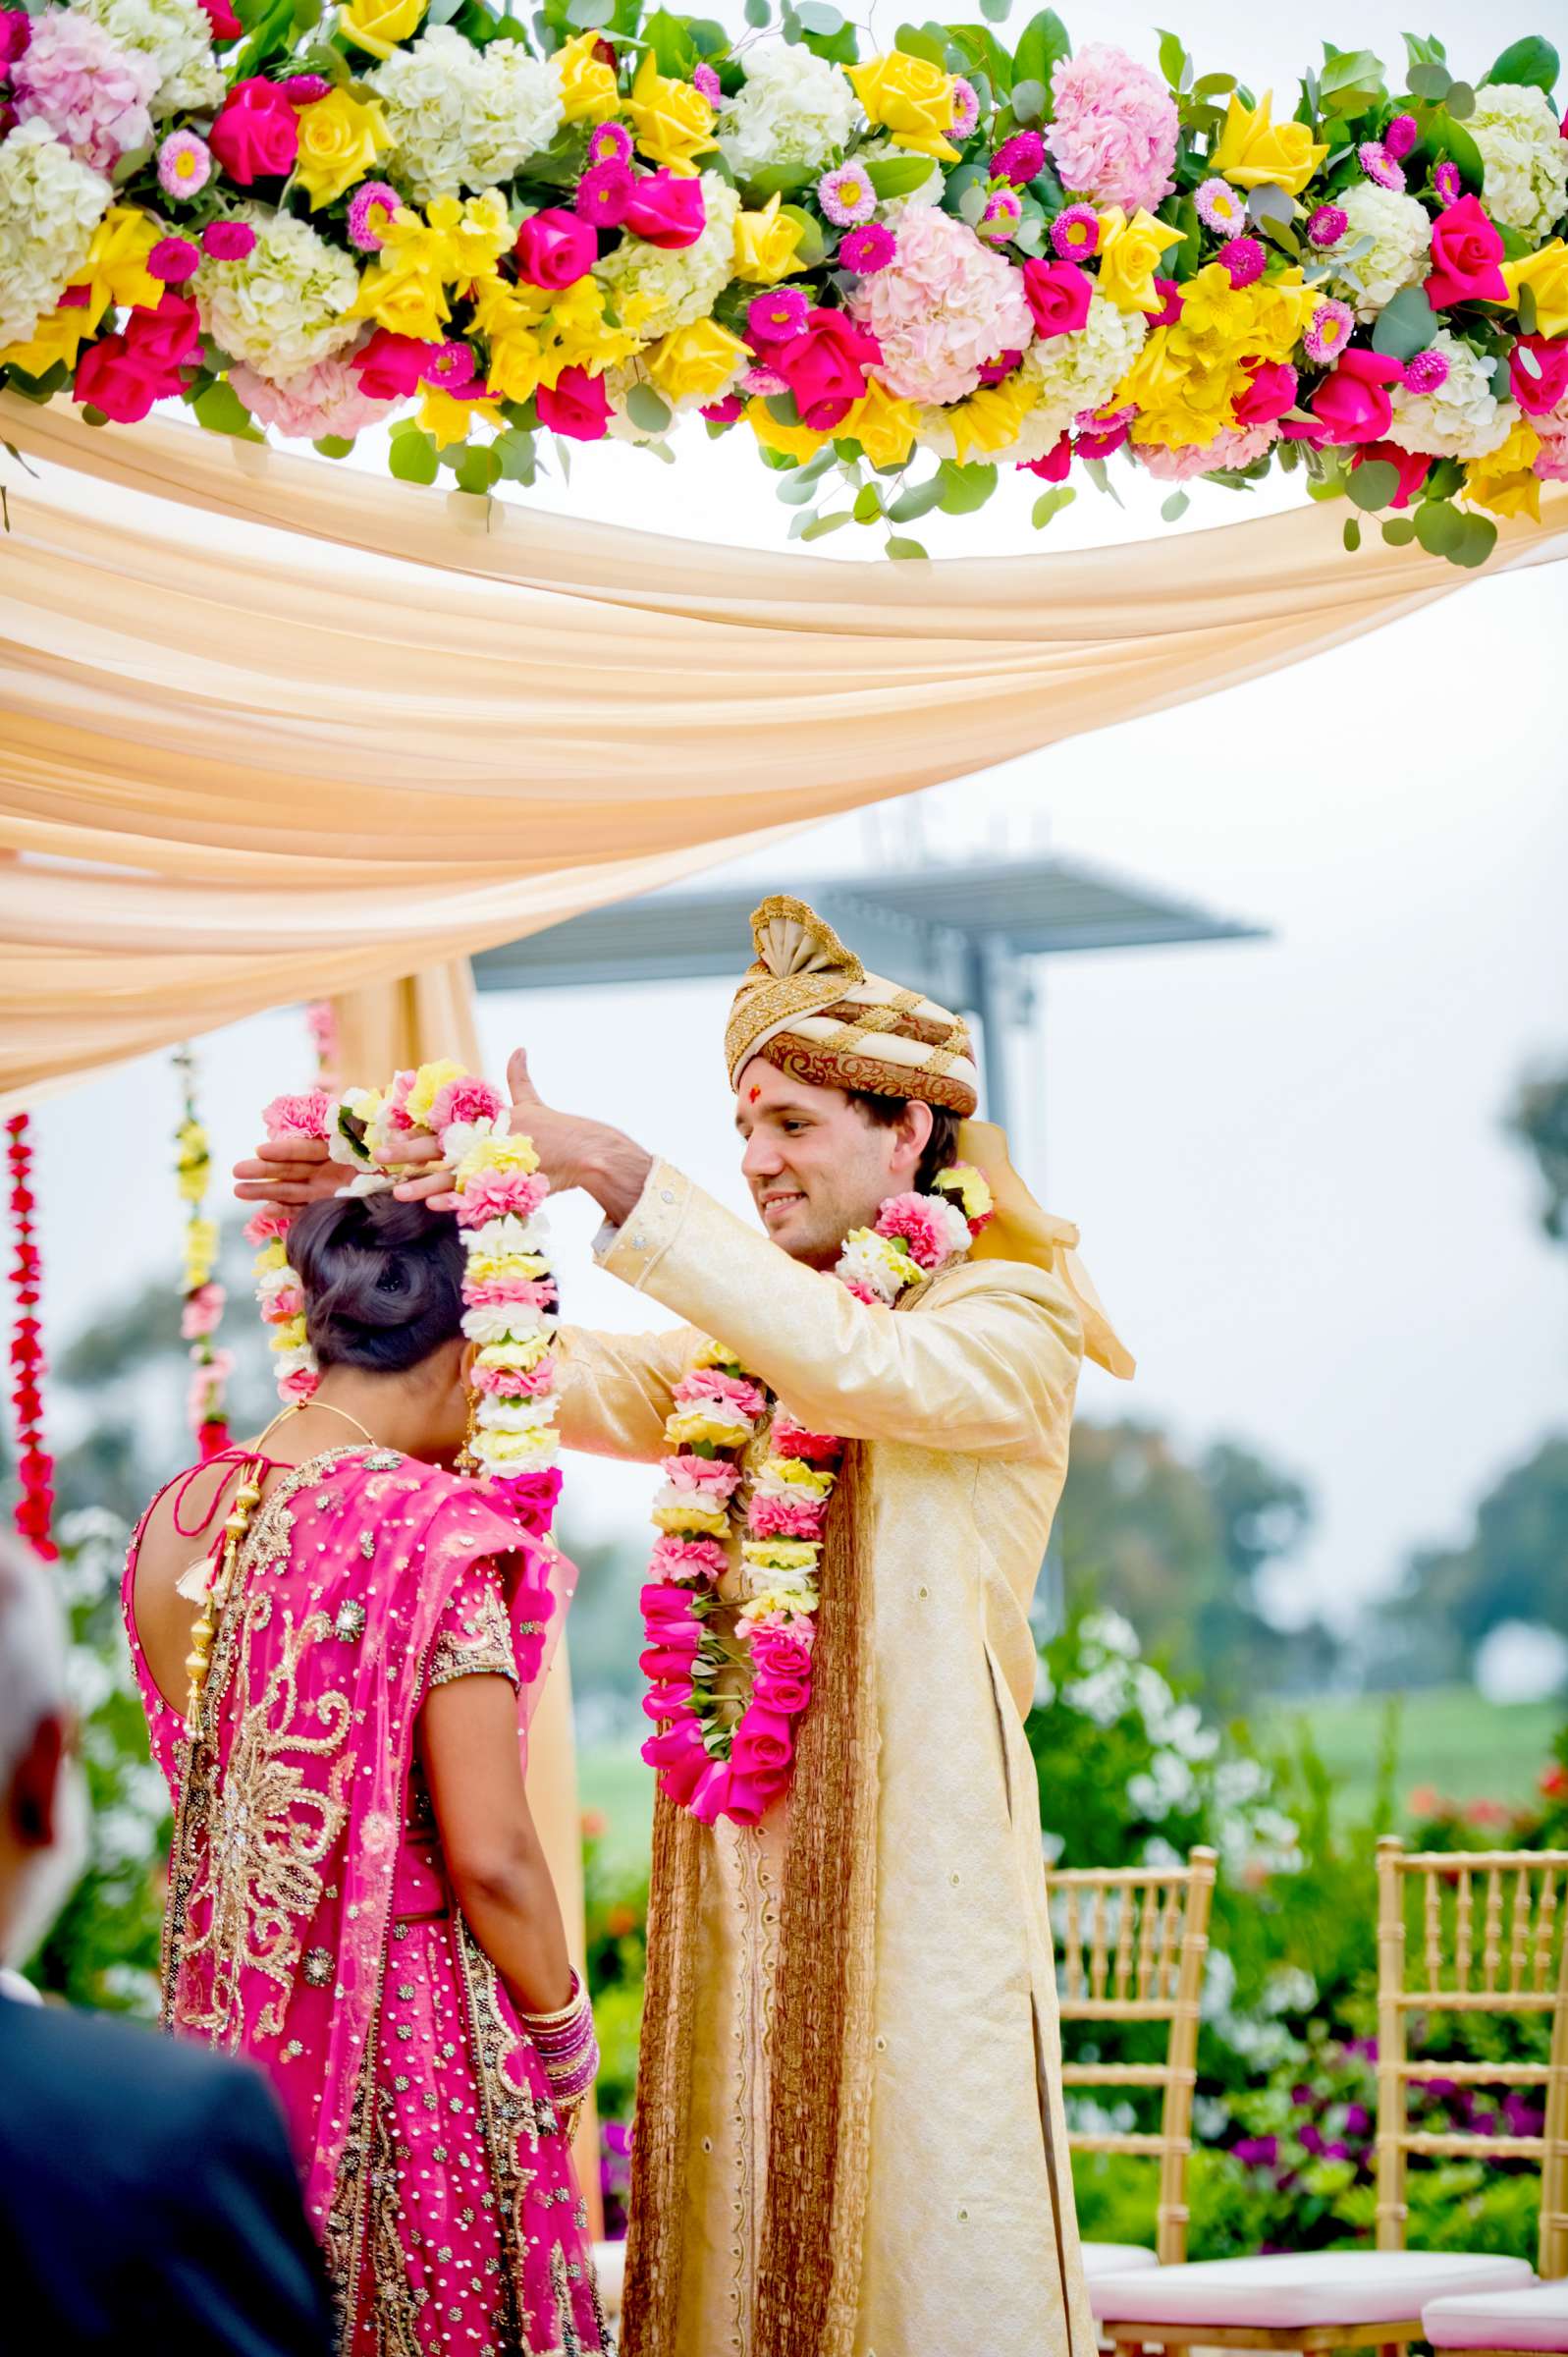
xmin=5 ymin=1112 xmax=55 ymax=1562
xmin=1 ymin=7 xmax=1564 ymax=569
xmin=640 ymin=1161 xmax=993 ymax=1828
xmin=250 ymin=1060 xmax=563 ymax=1534
xmin=173 ymin=1043 xmax=231 ymax=1459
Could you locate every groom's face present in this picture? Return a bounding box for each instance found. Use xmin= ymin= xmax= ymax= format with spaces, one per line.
xmin=734 ymin=1058 xmax=926 ymax=1269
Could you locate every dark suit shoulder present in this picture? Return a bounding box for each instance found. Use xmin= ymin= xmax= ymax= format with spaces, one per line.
xmin=0 ymin=1994 xmax=268 ymax=2153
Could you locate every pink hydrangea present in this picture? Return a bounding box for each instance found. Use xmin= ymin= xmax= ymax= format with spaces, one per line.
xmin=771 ymin=1413 xmax=842 ymax=1462
xmin=750 ymin=1495 xmax=827 ymax=1541
xmin=456 ymin=1167 xmax=549 ymax=1226
xmin=262 ymin=1090 xmax=332 ymax=1141
xmin=649 ymin=1535 xmax=730 ymax=1585
xmin=181 ymin=1283 xmax=227 ymax=1341
xmin=1133 ymin=422 xmax=1280 ymax=480
xmin=228 ymin=357 xmax=401 ymax=441
xmin=1043 ymin=41 xmax=1179 ymax=215
xmin=13 ymin=13 xmax=158 ymax=172
xmin=844 ymin=204 xmax=1033 ymax=405
xmin=1531 ymin=393 xmax=1568 ymax=480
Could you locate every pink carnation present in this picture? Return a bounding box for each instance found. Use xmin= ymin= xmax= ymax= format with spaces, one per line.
xmin=461 ymin=1274 xmax=558 ymax=1312
xmin=261 ymin=1284 xmax=303 ymax=1323
xmin=844 ymin=204 xmax=1033 ymax=406
xmin=13 ymin=13 xmax=157 ymax=171
xmin=428 ymin=1074 xmax=507 ymax=1137
xmin=262 ymin=1089 xmax=331 ymax=1141
xmin=486 ymin=1467 xmax=562 ymax=1539
xmin=243 ymin=1209 xmax=293 ymax=1245
xmin=1133 ymin=422 xmax=1280 ymax=481
xmin=470 ymin=1356 xmax=557 ymax=1398
xmin=1043 ymin=41 xmax=1178 ymax=215
xmin=456 ymin=1168 xmax=549 ymax=1227
xmin=770 ymin=1413 xmax=842 ymax=1462
xmin=749 ymin=1496 xmax=826 ymax=1541
xmin=660 ymin=1454 xmax=742 ymax=1500
xmin=649 ymin=1536 xmax=730 ymax=1586
xmin=875 ymin=1192 xmax=950 ymax=1268
xmin=673 ymin=1367 xmax=770 ymax=1421
xmin=279 ymin=1367 xmax=318 ymax=1403
xmin=181 ymin=1282 xmax=227 ymax=1340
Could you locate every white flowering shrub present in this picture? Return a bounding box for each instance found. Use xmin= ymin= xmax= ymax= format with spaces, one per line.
xmin=196 ymin=204 xmax=361 ymax=377
xmin=1469 ymin=82 xmax=1568 ymax=238
xmin=717 ymin=40 xmax=860 ymax=185
xmin=1323 ymin=182 xmax=1432 ymax=319
xmin=367 ymin=27 xmax=565 ymax=202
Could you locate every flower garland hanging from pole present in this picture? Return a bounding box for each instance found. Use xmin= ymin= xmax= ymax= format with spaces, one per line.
xmin=6 ymin=1113 xmax=56 ymax=1562
xmin=173 ymin=1043 xmax=231 ymax=1460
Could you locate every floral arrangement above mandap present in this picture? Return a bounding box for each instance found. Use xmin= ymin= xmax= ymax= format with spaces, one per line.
xmin=1 ymin=0 xmax=1566 ymax=565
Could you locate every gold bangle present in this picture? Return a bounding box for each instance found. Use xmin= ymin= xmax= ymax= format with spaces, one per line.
xmin=520 ymin=1971 xmax=584 ymax=2032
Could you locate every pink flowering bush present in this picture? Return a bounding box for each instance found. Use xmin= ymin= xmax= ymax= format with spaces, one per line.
xmin=1043 ymin=42 xmax=1179 ymax=216
xmin=13 ymin=13 xmax=158 ymax=172
xmin=227 ymin=357 xmax=399 ymax=442
xmin=845 ymin=204 xmax=1033 ymax=406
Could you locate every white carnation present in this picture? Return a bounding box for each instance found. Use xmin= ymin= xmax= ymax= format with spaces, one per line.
xmin=1385 ymin=328 xmax=1517 ymax=460
xmin=1323 ymin=182 xmax=1431 ymax=319
xmin=197 ymin=205 xmax=360 ymax=377
xmin=717 ymin=40 xmax=859 ymax=183
xmin=461 ymin=1213 xmax=544 ymax=1258
xmin=475 ymin=1396 xmax=557 ymax=1435
xmin=462 ymin=1304 xmax=548 ymax=1346
xmin=836 ymin=1229 xmax=911 ymax=1302
xmin=74 ymin=0 xmax=223 ymax=112
xmin=1469 ymin=82 xmax=1568 ymax=237
xmin=1018 ymin=292 xmax=1146 ymax=441
xmin=594 ymin=172 xmax=739 ymax=341
xmin=0 ymin=121 xmax=110 ymax=349
xmin=367 ymin=27 xmax=564 ymax=202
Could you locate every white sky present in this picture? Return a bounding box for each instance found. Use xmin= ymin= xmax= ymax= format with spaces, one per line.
xmin=10 ymin=0 xmax=1568 ymax=1652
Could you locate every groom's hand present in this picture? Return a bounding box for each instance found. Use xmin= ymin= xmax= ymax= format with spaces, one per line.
xmin=395 ymin=1051 xmax=652 ymax=1224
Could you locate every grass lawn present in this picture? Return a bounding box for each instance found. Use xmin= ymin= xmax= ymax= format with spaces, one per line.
xmin=578 ymin=1743 xmax=655 ymax=1875
xmin=1258 ymin=1685 xmax=1560 ymax=1826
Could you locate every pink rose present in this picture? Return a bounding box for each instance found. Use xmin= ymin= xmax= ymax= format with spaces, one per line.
xmin=774 ymin=307 xmax=879 ymax=429
xmin=640 ymin=1644 xmax=702 ymax=1681
xmin=73 ymin=319 xmax=187 ymax=423
xmin=208 ymin=76 xmax=299 ymax=184
xmin=1424 ymin=192 xmax=1508 ymax=308
xmin=730 ymin=1706 xmax=794 ymax=1777
xmin=514 ymin=206 xmax=598 ymax=290
xmin=751 ymin=1668 xmax=811 ymax=1714
xmin=711 ymin=1768 xmax=781 ymax=1827
xmin=749 ymin=1630 xmax=813 ymax=1680
xmin=642 ymin=1719 xmax=708 ymax=1805
xmin=701 ymin=394 xmax=744 ymax=423
xmin=1351 ymin=439 xmax=1431 ymax=508
xmin=351 ymin=330 xmax=441 ymax=399
xmin=537 ymin=365 xmax=610 ymax=441
xmin=641 ymin=1681 xmax=693 ymax=1722
xmin=1021 ymin=257 xmax=1093 ymax=341
xmin=1019 ymin=433 xmax=1072 ymax=480
xmin=1510 ymin=333 xmax=1568 ymax=415
xmin=196 ymin=0 xmax=242 ymax=34
xmin=623 ymin=169 xmax=707 ymax=249
xmin=641 ymin=1580 xmax=702 ymax=1624
xmin=128 ymin=291 xmax=201 ymax=369
xmin=1232 ymin=358 xmax=1298 ymax=427
xmin=0 ymin=12 xmax=31 ymax=67
xmin=1307 ymin=347 xmax=1404 ymax=445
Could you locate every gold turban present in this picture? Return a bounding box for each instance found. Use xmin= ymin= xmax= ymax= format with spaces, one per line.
xmin=726 ymin=895 xmax=980 ymax=1117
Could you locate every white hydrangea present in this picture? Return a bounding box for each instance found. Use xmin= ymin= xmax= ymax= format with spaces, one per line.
xmin=74 ymin=0 xmax=223 ymax=113
xmin=594 ymin=172 xmax=740 ymax=341
xmin=1469 ymin=81 xmax=1568 ymax=236
xmin=717 ymin=39 xmax=859 ymax=183
xmin=1385 ymin=327 xmax=1517 ymax=459
xmin=367 ymin=27 xmax=564 ymax=202
xmin=197 ymin=205 xmax=360 ymax=379
xmin=1323 ymin=181 xmax=1432 ymax=319
xmin=0 ymin=120 xmax=111 ymax=350
xmin=1016 ymin=291 xmax=1147 ymax=443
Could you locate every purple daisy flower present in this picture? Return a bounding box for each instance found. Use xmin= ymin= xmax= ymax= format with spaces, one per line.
xmin=1359 ymin=139 xmax=1406 ymax=192
xmin=587 ymin=121 xmax=633 ymax=168
xmin=1384 ymin=113 xmax=1419 ymax=160
xmin=746 ymin=287 xmax=811 ymax=345
xmin=421 ymin=341 xmax=481 ymax=393
xmin=742 ymin=363 xmax=788 ymax=397
xmin=576 ymin=160 xmax=634 ymax=227
xmin=347 ymin=181 xmax=402 ymax=252
xmin=1433 ymin=160 xmax=1463 ymax=207
xmin=691 ymin=62 xmax=720 ymax=104
xmin=157 ymin=130 xmax=211 ymax=201
xmin=991 ymin=130 xmax=1045 ymax=186
xmin=1217 ymin=234 xmax=1265 ymax=289
xmin=949 ymin=78 xmax=980 ymax=138
xmin=818 ymin=161 xmax=876 ymax=227
xmin=1195 ymin=175 xmax=1248 ymax=235
xmin=839 ymin=221 xmax=895 ymax=275
xmin=1403 ymin=348 xmax=1449 ymax=394
xmin=978 ymin=188 xmax=1022 ymax=243
xmin=201 ymin=219 xmax=256 ymax=261
xmin=1304 ymin=297 xmax=1354 ymax=365
xmin=1307 ymin=201 xmax=1348 ymax=247
xmin=1052 ymin=201 xmax=1100 ymax=259
xmin=148 ymin=236 xmax=200 ymax=284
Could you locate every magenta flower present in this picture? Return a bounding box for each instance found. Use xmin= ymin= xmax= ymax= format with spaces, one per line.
xmin=977 ymin=347 xmax=1023 ymax=385
xmin=422 ymin=341 xmax=481 ymax=392
xmin=741 ymin=363 xmax=788 ymax=396
xmin=978 ymin=188 xmax=1022 ymax=243
xmin=1051 ymin=202 xmax=1100 ymax=259
xmin=838 ymin=221 xmax=895 ymax=275
xmin=577 ymin=159 xmax=634 ymax=226
xmin=949 ymin=78 xmax=980 ymax=138
xmin=1359 ymin=139 xmax=1406 ymax=192
xmin=746 ymin=286 xmax=811 ymax=345
xmin=1304 ymin=297 xmax=1354 ymax=365
xmin=201 ymin=219 xmax=258 ymax=260
xmin=1307 ymin=201 xmax=1347 ymax=247
xmin=817 ymin=161 xmax=876 ymax=227
xmin=1075 ymin=402 xmax=1135 ymax=457
xmin=1195 ymin=174 xmax=1247 ymax=235
xmin=157 ymin=129 xmax=211 ymax=200
xmin=587 ymin=120 xmax=633 ymax=167
xmin=1217 ymin=234 xmax=1265 ymax=288
xmin=691 ymin=62 xmax=720 ymax=104
xmin=281 ymin=74 xmax=330 ymax=105
xmin=1433 ymin=160 xmax=1463 ymax=207
xmin=1402 ymin=347 xmax=1449 ymax=394
xmin=700 ymin=393 xmax=745 ymax=424
xmin=148 ymin=236 xmax=201 ymax=284
xmin=347 ymin=180 xmax=401 ymax=251
xmin=1384 ymin=113 xmax=1418 ymax=160
xmin=992 ymin=130 xmax=1045 ymax=186
xmin=0 ymin=11 xmax=31 ymax=67
xmin=1149 ymin=275 xmax=1183 ymax=328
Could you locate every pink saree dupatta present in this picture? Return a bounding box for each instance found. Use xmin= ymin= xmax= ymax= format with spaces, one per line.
xmin=156 ymin=1445 xmax=575 ymax=2286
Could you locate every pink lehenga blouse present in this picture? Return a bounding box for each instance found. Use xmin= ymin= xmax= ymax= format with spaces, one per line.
xmin=123 ymin=1442 xmax=608 ymax=2357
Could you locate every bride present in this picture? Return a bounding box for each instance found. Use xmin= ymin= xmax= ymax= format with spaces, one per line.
xmin=123 ymin=1188 xmax=608 ymax=2355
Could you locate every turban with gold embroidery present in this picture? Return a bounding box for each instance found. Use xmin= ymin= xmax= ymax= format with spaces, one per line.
xmin=726 ymin=895 xmax=980 ymax=1117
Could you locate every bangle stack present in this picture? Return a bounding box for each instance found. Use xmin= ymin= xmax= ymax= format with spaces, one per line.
xmin=522 ymin=1971 xmax=600 ymax=2115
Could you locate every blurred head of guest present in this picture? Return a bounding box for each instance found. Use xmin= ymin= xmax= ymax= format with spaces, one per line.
xmin=0 ymin=1533 xmax=87 ymax=1976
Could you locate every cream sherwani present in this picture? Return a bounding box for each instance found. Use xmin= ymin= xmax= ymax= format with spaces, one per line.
xmin=556 ymin=1160 xmax=1099 ymax=2357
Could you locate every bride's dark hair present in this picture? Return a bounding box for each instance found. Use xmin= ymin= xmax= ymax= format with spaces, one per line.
xmin=288 ymin=1193 xmax=465 ymax=1375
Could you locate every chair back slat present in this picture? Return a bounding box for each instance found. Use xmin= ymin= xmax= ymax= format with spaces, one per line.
xmin=1052 ymin=1846 xmax=1217 ymax=2267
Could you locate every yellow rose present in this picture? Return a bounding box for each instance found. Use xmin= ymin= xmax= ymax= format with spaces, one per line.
xmin=0 ymin=302 xmax=93 ymax=376
xmin=351 ymin=260 xmax=451 ymax=339
xmin=1464 ymin=418 xmax=1543 ymax=522
xmin=940 ymin=372 xmax=1038 ymax=466
xmin=732 ymin=192 xmax=806 ymax=286
xmin=1501 ymin=240 xmax=1568 ymax=340
xmin=644 ymin=318 xmax=749 ymax=407
xmin=847 ymin=50 xmax=960 ymax=163
xmin=546 ymin=279 xmax=644 ymax=374
xmin=340 ymin=0 xmax=426 ymax=62
xmin=554 ymin=28 xmax=620 ymax=126
xmin=623 ymin=46 xmax=717 ymax=176
xmin=746 ymin=395 xmax=831 ymax=465
xmin=1096 ymin=206 xmax=1185 ymax=313
xmin=1209 ymin=90 xmax=1327 ymax=196
xmin=295 ymin=87 xmax=390 ymax=208
xmin=840 ymin=374 xmax=919 ymax=467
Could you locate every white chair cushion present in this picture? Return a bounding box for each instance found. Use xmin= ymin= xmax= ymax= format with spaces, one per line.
xmin=1082 ymin=2243 xmax=1161 ymax=2278
xmin=1425 ymin=2283 xmax=1568 ymax=2351
xmin=591 ymin=2239 xmax=626 ymax=2319
xmin=1090 ymin=2250 xmax=1536 ymax=2328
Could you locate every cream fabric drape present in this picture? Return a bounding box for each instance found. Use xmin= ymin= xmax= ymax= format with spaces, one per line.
xmin=3 ymin=394 xmax=1565 ymax=1111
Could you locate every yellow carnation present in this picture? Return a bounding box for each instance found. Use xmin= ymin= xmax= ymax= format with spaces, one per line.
xmin=1501 ymin=240 xmax=1568 ymax=340
xmin=936 ymin=1165 xmax=993 ymax=1222
xmin=1465 ymin=418 xmax=1543 ymax=521
xmin=270 ymin=1315 xmax=309 ymax=1353
xmin=456 ymin=1132 xmax=540 ymax=1182
xmin=1097 ymin=206 xmax=1186 ymax=314
xmin=652 ymin=1501 xmax=732 ymax=1538
xmin=477 ymin=1426 xmax=556 ymax=1472
xmin=760 ymin=1458 xmax=837 ymax=1500
xmin=476 ymin=1332 xmax=552 ymax=1374
xmin=340 ymin=0 xmax=426 ymax=62
xmin=732 ymin=192 xmax=806 ymax=286
xmin=738 ymin=1537 xmax=820 ymax=1576
xmin=746 ymin=396 xmax=830 ymax=465
xmin=847 ymin=50 xmax=960 ymax=162
xmin=623 ymin=46 xmax=717 ymax=176
xmin=295 ymin=86 xmax=390 ymax=207
xmin=840 ymin=375 xmax=920 ymax=467
xmin=404 ymin=1060 xmax=467 ymax=1127
xmin=465 ymin=1249 xmax=550 ymax=1288
xmin=644 ymin=318 xmax=749 ymax=407
xmin=664 ymin=1404 xmax=750 ymax=1450
xmin=1209 ymin=90 xmax=1328 ymax=196
xmin=555 ymin=28 xmax=620 ymax=126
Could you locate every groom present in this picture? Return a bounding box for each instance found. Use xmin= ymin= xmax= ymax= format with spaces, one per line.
xmin=240 ymin=895 xmax=1131 ymax=2357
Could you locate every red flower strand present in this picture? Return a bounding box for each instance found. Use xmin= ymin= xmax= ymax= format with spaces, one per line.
xmin=7 ymin=1114 xmax=56 ymax=1561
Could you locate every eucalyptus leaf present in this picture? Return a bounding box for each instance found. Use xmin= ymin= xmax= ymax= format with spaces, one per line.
xmin=1444 ymin=80 xmax=1476 ymax=118
xmin=765 ymin=390 xmax=801 ymax=427
xmin=1489 ymin=352 xmax=1513 ymax=401
xmin=893 ymin=23 xmax=946 ymax=65
xmin=1370 ymin=282 xmax=1438 ymax=360
xmin=888 ymin=474 xmax=946 ymax=521
xmin=388 ymin=428 xmax=440 ymax=485
xmin=1191 ymin=71 xmax=1235 ymax=99
xmin=936 ymin=458 xmax=998 ymax=514
xmin=744 ymin=0 xmax=770 ymax=22
xmin=1009 ymin=75 xmax=1046 ymax=123
xmin=777 ymin=467 xmax=824 ymax=505
xmin=454 ymin=445 xmax=498 ymax=496
xmin=566 ymin=0 xmax=614 ymax=25
xmin=1518 ymin=284 xmax=1539 ymax=336
xmin=794 ymin=0 xmax=841 ymax=30
xmin=191 ymin=380 xmax=264 ymax=443
xmin=979 ymin=0 xmax=1011 ymax=24
xmin=1413 ymin=496 xmax=1464 ymax=555
xmin=852 ymin=483 xmax=884 ymax=522
xmin=1407 ymin=60 xmax=1451 ymax=102
xmin=625 ymin=382 xmax=673 ymax=432
xmin=1380 ymin=515 xmax=1417 ymax=545
xmin=1031 ymin=484 xmax=1075 ymax=527
xmin=1450 ymin=512 xmax=1498 ymax=569
xmin=1160 ymin=488 xmax=1190 ymax=522
xmin=799 ymin=510 xmax=853 ymax=539
xmin=312 ymin=435 xmax=355 ymax=459
xmin=1342 ymin=516 xmax=1362 ymax=551
xmin=1247 ymin=181 xmax=1295 ymax=224
xmin=885 ymin=535 xmax=930 ymax=559
xmin=1346 ymin=458 xmax=1401 ymax=510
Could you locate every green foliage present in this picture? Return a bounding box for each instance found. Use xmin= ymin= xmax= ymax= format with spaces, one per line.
xmin=1505 ymin=1060 xmax=1568 ymax=1245
xmin=1375 ymin=1434 xmax=1568 ymax=1679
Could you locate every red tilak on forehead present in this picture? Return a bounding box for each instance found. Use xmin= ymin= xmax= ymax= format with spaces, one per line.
xmin=748 ymin=1084 xmax=762 ymax=1103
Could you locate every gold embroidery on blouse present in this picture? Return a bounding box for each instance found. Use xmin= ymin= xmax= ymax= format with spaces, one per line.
xmin=427 ymin=1580 xmax=518 ymax=1691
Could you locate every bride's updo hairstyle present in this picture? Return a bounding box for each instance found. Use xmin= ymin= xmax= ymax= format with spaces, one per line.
xmin=287 ymin=1194 xmax=466 ymax=1375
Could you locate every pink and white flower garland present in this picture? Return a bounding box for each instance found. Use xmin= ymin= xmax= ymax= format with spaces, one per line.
xmin=640 ymin=1165 xmax=993 ymax=1829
